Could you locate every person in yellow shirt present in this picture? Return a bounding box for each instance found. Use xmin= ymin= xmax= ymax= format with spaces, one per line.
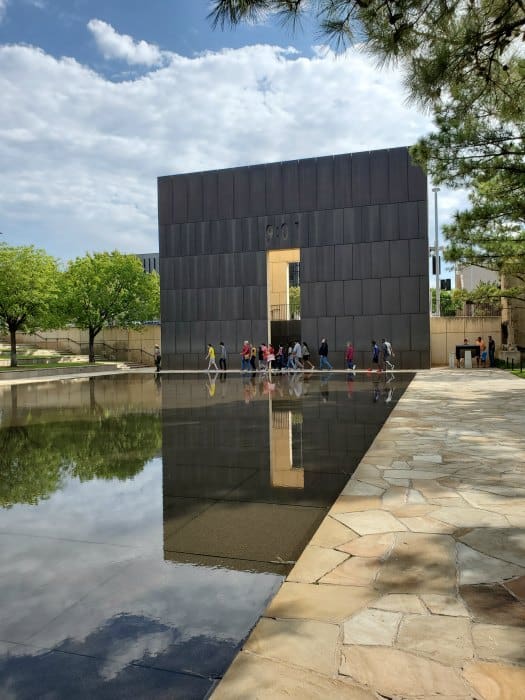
xmin=205 ymin=344 xmax=218 ymax=371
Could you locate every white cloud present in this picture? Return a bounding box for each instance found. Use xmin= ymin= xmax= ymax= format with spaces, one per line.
xmin=0 ymin=0 xmax=8 ymax=23
xmin=0 ymin=37 xmax=464 ymax=261
xmin=87 ymin=18 xmax=163 ymax=66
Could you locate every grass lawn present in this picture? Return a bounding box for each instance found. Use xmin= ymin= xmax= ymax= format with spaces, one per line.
xmin=0 ymin=362 xmax=96 ymax=372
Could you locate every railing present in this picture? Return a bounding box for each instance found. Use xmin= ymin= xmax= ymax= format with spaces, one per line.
xmin=462 ymin=302 xmax=502 ymax=317
xmin=0 ymin=332 xmax=157 ymax=367
xmin=270 ymin=304 xmax=301 ymax=321
xmin=0 ymin=332 xmax=84 ymax=354
xmin=139 ymin=348 xmax=155 ymax=365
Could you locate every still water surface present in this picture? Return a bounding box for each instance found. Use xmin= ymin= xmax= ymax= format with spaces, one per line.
xmin=0 ymin=371 xmax=411 ymax=698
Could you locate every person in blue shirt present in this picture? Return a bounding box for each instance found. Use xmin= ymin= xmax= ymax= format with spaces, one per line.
xmin=371 ymin=340 xmax=379 ymax=370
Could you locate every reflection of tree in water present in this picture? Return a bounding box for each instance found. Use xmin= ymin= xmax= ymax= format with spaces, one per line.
xmin=0 ymin=413 xmax=161 ymax=508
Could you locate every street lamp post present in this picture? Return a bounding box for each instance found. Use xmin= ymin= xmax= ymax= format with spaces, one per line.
xmin=432 ymin=187 xmax=440 ymax=316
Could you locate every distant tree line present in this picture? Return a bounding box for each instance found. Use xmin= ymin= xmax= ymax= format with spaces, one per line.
xmin=0 ymin=245 xmax=160 ymax=367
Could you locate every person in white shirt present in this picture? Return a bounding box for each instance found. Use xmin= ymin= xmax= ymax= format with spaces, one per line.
xmin=293 ymin=340 xmax=303 ymax=370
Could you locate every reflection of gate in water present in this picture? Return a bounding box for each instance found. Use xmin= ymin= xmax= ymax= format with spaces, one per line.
xmin=270 ymin=406 xmax=304 ymax=488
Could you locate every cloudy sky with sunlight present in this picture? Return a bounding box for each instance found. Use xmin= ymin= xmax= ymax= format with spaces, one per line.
xmin=0 ymin=0 xmax=464 ymax=264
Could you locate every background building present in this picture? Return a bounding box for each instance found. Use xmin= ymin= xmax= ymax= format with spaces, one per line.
xmin=136 ymin=252 xmax=159 ymax=274
xmin=158 ymin=147 xmax=429 ymax=369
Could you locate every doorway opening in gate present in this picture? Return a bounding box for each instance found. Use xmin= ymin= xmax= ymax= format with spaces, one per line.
xmin=267 ymin=249 xmax=301 ymax=351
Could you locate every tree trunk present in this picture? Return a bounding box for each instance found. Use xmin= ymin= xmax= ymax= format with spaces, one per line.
xmin=89 ymin=328 xmax=96 ymax=363
xmin=9 ymin=326 xmax=17 ymax=367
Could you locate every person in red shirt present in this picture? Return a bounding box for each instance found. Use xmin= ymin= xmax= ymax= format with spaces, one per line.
xmin=345 ymin=341 xmax=355 ymax=370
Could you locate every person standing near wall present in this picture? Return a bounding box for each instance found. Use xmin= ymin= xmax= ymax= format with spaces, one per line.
xmin=319 ymin=338 xmax=333 ymax=370
xmin=488 ymin=336 xmax=496 ymax=367
xmin=154 ymin=344 xmax=161 ymax=372
xmin=219 ymin=341 xmax=227 ymax=370
xmin=478 ymin=336 xmax=487 ymax=368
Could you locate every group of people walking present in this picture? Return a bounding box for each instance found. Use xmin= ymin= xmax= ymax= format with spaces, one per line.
xmin=156 ymin=337 xmax=397 ymax=373
xmin=203 ymin=337 xmax=396 ymax=373
xmin=370 ymin=339 xmax=395 ymax=371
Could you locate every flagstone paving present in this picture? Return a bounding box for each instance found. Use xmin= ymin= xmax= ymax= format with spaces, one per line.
xmin=212 ymin=369 xmax=525 ymax=699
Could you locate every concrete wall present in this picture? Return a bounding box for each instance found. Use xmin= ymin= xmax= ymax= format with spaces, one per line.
xmin=158 ymin=147 xmax=429 ymax=370
xmin=430 ymin=316 xmax=501 ymax=366
xmin=4 ymin=326 xmax=160 ymax=366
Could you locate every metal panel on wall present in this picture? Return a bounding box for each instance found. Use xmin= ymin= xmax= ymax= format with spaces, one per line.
xmin=172 ymin=175 xmax=187 ymax=224
xmin=282 ymin=159 xmax=299 ymax=213
xmin=334 ymin=244 xmax=353 ymax=282
xmin=233 ymin=167 xmax=250 ymax=219
xmin=371 ymin=241 xmax=391 ymax=279
xmin=187 ymin=172 xmax=203 ymax=222
xmin=157 ymin=178 xmax=172 ymax=227
xmin=389 ymin=148 xmax=409 ymax=203
xmin=380 ymin=278 xmax=401 ymax=315
xmin=389 ymin=240 xmax=411 ymax=278
xmin=351 ymin=152 xmax=371 ymax=206
xmin=362 ymin=279 xmax=382 ymax=316
xmin=391 ymin=313 xmax=410 ymax=351
xmin=352 ymin=244 xmax=372 ymax=280
xmin=344 ymin=280 xmax=363 ymax=316
xmin=326 ymin=281 xmax=344 ymax=317
xmin=343 ymin=207 xmax=363 ymax=244
xmin=249 ymin=166 xmax=266 ymax=218
xmin=370 ymin=150 xmax=389 ymax=205
xmin=217 ymin=169 xmax=234 ymax=220
xmin=298 ymin=158 xmax=317 ymax=212
xmin=316 ymin=245 xmax=335 ymax=281
xmin=411 ymin=313 xmax=431 ymax=351
xmin=400 ymin=277 xmax=421 ymax=314
xmin=335 ymin=316 xmax=354 ymax=350
xmin=333 ymin=154 xmax=352 ymax=209
xmin=408 ymin=156 xmax=427 ymax=201
xmin=316 ymin=156 xmax=334 ymax=211
xmin=265 ymin=162 xmax=283 ymax=215
xmin=362 ymin=205 xmax=381 ymax=243
xmin=202 ymin=170 xmax=218 ymax=221
xmin=371 ymin=315 xmax=392 ymax=346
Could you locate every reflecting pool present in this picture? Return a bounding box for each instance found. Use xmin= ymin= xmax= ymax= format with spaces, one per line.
xmin=0 ymin=370 xmax=412 ymax=699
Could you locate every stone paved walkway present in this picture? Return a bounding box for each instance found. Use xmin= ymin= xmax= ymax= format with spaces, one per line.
xmin=212 ymin=369 xmax=525 ymax=699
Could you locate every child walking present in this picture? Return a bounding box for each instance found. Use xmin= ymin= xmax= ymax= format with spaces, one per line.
xmin=205 ymin=343 xmax=218 ymax=371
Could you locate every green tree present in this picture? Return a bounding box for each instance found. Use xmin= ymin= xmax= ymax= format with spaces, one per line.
xmin=0 ymin=412 xmax=161 ymax=508
xmin=61 ymin=251 xmax=160 ymax=363
xmin=289 ymin=285 xmax=300 ymax=318
xmin=431 ymin=288 xmax=468 ymax=316
xmin=0 ymin=244 xmax=61 ymax=367
xmin=209 ymin=0 xmax=525 ymax=292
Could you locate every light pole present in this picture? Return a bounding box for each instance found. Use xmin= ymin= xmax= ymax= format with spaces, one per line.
xmin=432 ymin=187 xmax=440 ymax=316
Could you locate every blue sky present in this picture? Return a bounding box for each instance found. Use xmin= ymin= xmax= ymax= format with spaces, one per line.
xmin=0 ymin=0 xmax=319 ymax=77
xmin=0 ymin=0 xmax=461 ymax=270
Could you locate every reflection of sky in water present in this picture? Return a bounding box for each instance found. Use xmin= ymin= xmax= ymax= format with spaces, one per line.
xmin=0 ymin=458 xmax=164 ymax=550
xmin=0 ymin=459 xmax=281 ymax=697
xmin=0 ymin=405 xmax=281 ymax=696
xmin=0 ymin=374 xmax=412 ymax=698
